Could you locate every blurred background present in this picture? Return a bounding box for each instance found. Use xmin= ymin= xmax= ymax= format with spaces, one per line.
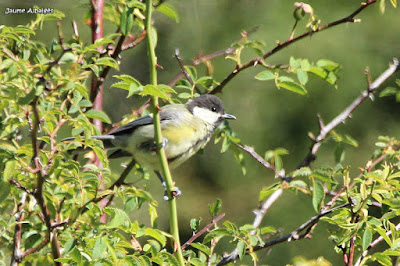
xmin=1 ymin=0 xmax=400 ymax=264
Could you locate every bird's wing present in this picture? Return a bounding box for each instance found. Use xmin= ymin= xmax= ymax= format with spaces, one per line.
xmin=109 ymin=115 xmax=154 ymax=136
xmin=108 ymin=104 xmax=183 ymax=136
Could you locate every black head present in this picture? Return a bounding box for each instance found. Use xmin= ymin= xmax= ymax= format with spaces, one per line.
xmin=186 ymin=94 xmax=236 ymax=126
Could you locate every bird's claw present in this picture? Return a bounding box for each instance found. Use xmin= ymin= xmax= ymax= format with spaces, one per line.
xmin=151 ymin=138 xmax=168 ymax=152
xmin=163 ymin=187 xmax=182 ymax=201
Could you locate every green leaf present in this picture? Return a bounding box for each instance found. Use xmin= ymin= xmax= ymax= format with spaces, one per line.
xmin=255 ymin=70 xmax=275 ymax=81
xmin=362 ymin=228 xmax=372 ymax=250
xmin=95 ymin=57 xmax=119 ymax=70
xmin=190 ymin=218 xmax=202 ymax=232
xmin=59 ymin=52 xmax=76 ymax=63
xmin=373 ymin=253 xmax=392 ymax=266
xmin=297 ymin=70 xmax=308 ymax=85
xmin=149 ymin=204 xmax=158 ymax=228
xmin=208 ymin=198 xmax=222 ymax=217
xmin=141 ymin=85 xmax=175 ymax=100
xmin=236 ymin=240 xmax=246 ymax=259
xmin=121 ymin=6 xmax=135 ymax=35
xmin=104 ymin=207 xmax=131 ymax=229
xmin=312 ymin=180 xmax=325 ymax=212
xmin=157 ymin=3 xmax=180 ymax=22
xmin=144 ymin=228 xmax=167 ymax=247
xmin=316 ymin=59 xmax=340 ymax=71
xmin=3 ymin=160 xmax=16 ymax=181
xmin=259 ymin=184 xmax=280 ymax=201
xmin=85 ymin=109 xmax=112 ymax=124
xmin=390 ymin=0 xmax=397 ymax=7
xmin=379 ymin=86 xmax=398 ymax=97
xmin=278 ymin=81 xmax=307 ymax=95
xmin=63 ymin=238 xmax=77 ymax=255
xmin=334 ymin=144 xmax=345 ymax=163
xmin=17 ymin=89 xmax=36 ymax=105
xmin=0 ymin=181 xmax=11 ymax=203
xmin=376 ymin=228 xmax=392 ymax=247
xmin=378 ymin=0 xmax=386 ymax=14
xmin=191 ymin=242 xmax=211 ymax=256
xmin=92 ymin=237 xmax=107 ymax=259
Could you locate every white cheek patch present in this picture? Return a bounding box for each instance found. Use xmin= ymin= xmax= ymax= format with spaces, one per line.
xmin=192 ymin=106 xmax=221 ymax=125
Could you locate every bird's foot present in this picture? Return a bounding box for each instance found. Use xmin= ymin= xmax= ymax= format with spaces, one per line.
xmin=150 ymin=138 xmax=168 ymax=152
xmin=163 ymin=187 xmax=182 ymax=201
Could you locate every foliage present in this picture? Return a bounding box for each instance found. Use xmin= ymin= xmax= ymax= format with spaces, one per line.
xmin=0 ymin=0 xmax=399 ymax=265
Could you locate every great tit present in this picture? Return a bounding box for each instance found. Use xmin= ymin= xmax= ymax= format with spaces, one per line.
xmin=65 ymin=94 xmax=236 ymax=199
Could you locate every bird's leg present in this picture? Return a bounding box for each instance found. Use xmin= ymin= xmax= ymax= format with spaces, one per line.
xmin=155 ymin=171 xmax=181 ymax=201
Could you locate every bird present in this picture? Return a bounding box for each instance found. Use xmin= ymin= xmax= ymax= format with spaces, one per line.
xmin=64 ymin=94 xmax=236 ymax=199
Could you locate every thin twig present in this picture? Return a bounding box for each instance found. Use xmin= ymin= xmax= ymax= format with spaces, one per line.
xmin=354 ymin=222 xmax=400 ymax=266
xmin=78 ymin=159 xmax=137 ymax=216
xmin=217 ymin=203 xmax=350 ymax=265
xmin=209 ymin=0 xmax=377 ymax=94
xmin=174 ymin=48 xmax=201 ymax=94
xmin=9 ymin=180 xmax=34 ymax=195
xmin=11 ymin=193 xmax=27 ymax=265
xmin=181 ymin=213 xmax=226 ymax=250
xmin=168 ymin=27 xmax=260 ymax=87
xmin=299 ymin=58 xmax=399 ymax=168
xmin=252 ymin=189 xmax=283 ymax=229
xmin=234 ymin=143 xmax=281 ymax=177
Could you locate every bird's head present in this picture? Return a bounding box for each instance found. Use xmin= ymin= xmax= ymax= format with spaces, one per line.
xmin=186 ymin=94 xmax=236 ymax=127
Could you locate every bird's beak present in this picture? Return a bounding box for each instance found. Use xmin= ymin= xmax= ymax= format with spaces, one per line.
xmin=222 ymin=113 xmax=236 ymax=120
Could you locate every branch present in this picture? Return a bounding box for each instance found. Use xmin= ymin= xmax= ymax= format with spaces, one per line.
xmin=78 ymin=159 xmax=137 ymax=216
xmin=11 ymin=193 xmax=27 ymax=265
xmin=299 ymin=58 xmax=399 ymax=168
xmin=29 ymin=97 xmax=62 ymax=265
xmin=217 ymin=203 xmax=350 ymax=265
xmin=181 ymin=213 xmax=226 ymax=250
xmin=234 ymin=143 xmax=283 ymax=178
xmin=167 ymin=47 xmax=235 ymax=87
xmin=354 ymin=222 xmax=400 ymax=266
xmin=145 ymin=1 xmax=185 ymax=264
xmin=252 ymin=189 xmax=283 ymax=229
xmin=209 ymin=0 xmax=377 ymax=94
xmin=168 ymin=27 xmax=260 ymax=88
xmin=174 ymin=48 xmax=201 ymax=94
xmin=90 ymin=0 xmax=105 ymax=132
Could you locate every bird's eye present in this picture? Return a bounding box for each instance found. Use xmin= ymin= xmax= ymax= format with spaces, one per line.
xmin=211 ymin=107 xmax=217 ymax=112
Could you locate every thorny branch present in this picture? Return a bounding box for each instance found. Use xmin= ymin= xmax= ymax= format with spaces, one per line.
xmin=299 ymin=58 xmax=399 ymax=168
xmin=218 ymin=58 xmax=399 ymax=263
xmin=209 ymin=0 xmax=378 ymax=95
xmin=181 ymin=213 xmax=226 ymax=250
xmin=167 ymin=27 xmax=260 ymax=87
xmin=217 ymin=203 xmax=350 ymax=265
xmin=354 ymin=222 xmax=400 ymax=266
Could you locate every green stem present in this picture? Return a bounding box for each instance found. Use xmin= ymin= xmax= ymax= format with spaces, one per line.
xmin=145 ymin=1 xmax=185 ymax=265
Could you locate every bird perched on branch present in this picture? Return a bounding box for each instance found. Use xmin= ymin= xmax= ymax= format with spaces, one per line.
xmin=64 ymin=94 xmax=236 ymax=200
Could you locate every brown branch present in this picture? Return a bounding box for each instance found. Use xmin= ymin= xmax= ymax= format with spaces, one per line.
xmin=209 ymin=0 xmax=378 ymax=94
xmin=216 ymin=203 xmax=350 ymax=265
xmin=11 ymin=193 xmax=27 ymax=265
xmin=299 ymin=58 xmax=399 ymax=168
xmin=354 ymin=222 xmax=400 ymax=266
xmin=29 ymin=98 xmax=61 ymax=265
xmin=168 ymin=27 xmax=261 ymax=87
xmin=9 ymin=180 xmax=34 ymax=195
xmin=167 ymin=47 xmax=235 ymax=87
xmin=77 ymin=159 xmax=137 ymax=217
xmin=174 ymin=48 xmax=201 ymax=94
xmin=121 ymin=30 xmax=147 ymax=51
xmin=181 ymin=213 xmax=225 ymax=250
xmin=234 ymin=143 xmax=281 ymax=177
